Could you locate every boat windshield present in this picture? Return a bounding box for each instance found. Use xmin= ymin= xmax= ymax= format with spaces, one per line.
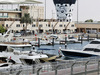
xmin=84 ymin=48 xmax=100 ymax=52
xmin=12 ymin=46 xmax=32 ymax=51
xmin=0 ymin=64 xmax=8 ymax=67
xmin=90 ymin=41 xmax=100 ymax=44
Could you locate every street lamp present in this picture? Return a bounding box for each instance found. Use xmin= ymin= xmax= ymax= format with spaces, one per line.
xmin=77 ymin=0 xmax=79 ymax=23
xmin=45 ymin=0 xmax=46 ymax=19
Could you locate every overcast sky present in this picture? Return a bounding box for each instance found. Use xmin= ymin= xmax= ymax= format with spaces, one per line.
xmin=0 ymin=0 xmax=100 ymax=21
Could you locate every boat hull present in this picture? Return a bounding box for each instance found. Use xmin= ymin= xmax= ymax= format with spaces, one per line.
xmin=61 ymin=49 xmax=97 ymax=57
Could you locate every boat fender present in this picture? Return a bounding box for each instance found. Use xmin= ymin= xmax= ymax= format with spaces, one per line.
xmin=58 ymin=47 xmax=61 ymax=56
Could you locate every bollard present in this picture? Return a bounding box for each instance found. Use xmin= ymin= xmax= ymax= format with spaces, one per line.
xmin=87 ymin=34 xmax=89 ymax=41
xmin=96 ymin=33 xmax=98 ymax=39
xmin=65 ymin=35 xmax=67 ymax=44
xmin=81 ymin=36 xmax=83 ymax=44
xmin=16 ymin=70 xmax=22 ymax=75
xmin=38 ymin=38 xmax=40 ymax=47
xmin=78 ymin=35 xmax=80 ymax=41
xmin=71 ymin=63 xmax=76 ymax=75
xmin=55 ymin=65 xmax=61 ymax=75
xmin=33 ymin=65 xmax=35 ymax=74
xmin=85 ymin=61 xmax=89 ymax=75
xmin=65 ymin=44 xmax=67 ymax=49
xmin=98 ymin=61 xmax=100 ymax=75
xmin=52 ymin=38 xmax=54 ymax=46
xmin=37 ymin=67 xmax=42 ymax=75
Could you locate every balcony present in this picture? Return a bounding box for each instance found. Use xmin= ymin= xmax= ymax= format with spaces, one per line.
xmin=0 ymin=18 xmax=20 ymax=21
xmin=0 ymin=9 xmax=21 ymax=13
xmin=0 ymin=16 xmax=8 ymax=18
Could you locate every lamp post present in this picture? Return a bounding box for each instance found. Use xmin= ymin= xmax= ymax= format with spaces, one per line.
xmin=77 ymin=0 xmax=79 ymax=23
xmin=45 ymin=0 xmax=46 ymax=19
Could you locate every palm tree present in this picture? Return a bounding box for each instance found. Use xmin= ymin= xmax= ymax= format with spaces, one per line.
xmin=20 ymin=13 xmax=32 ymax=30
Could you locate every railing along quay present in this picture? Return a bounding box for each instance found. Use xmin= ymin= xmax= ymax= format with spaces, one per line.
xmin=1 ymin=56 xmax=100 ymax=75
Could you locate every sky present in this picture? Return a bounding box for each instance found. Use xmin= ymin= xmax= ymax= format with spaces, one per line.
xmin=0 ymin=0 xmax=100 ymax=21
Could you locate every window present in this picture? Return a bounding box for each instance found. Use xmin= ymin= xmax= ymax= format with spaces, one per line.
xmin=16 ymin=24 xmax=20 ymax=27
xmin=64 ymin=25 xmax=66 ymax=27
xmin=61 ymin=10 xmax=64 ymax=13
xmin=60 ymin=20 xmax=62 ymax=22
xmin=48 ymin=24 xmax=50 ymax=27
xmin=2 ymin=24 xmax=4 ymax=27
xmin=69 ymin=15 xmax=71 ymax=17
xmin=23 ymin=24 xmax=25 ymax=27
xmin=52 ymin=24 xmax=53 ymax=27
xmin=57 ymin=4 xmax=59 ymax=7
xmin=66 ymin=20 xmax=68 ymax=22
xmin=16 ymin=15 xmax=18 ymax=18
xmin=0 ymin=13 xmax=2 ymax=17
xmin=65 ymin=4 xmax=67 ymax=6
xmin=32 ymin=24 xmax=35 ymax=27
xmin=0 ymin=64 xmax=8 ymax=67
xmin=66 ymin=14 xmax=68 ymax=16
xmin=90 ymin=41 xmax=100 ymax=44
xmin=71 ymin=25 xmax=74 ymax=27
xmin=3 ymin=13 xmax=8 ymax=17
xmin=59 ymin=24 xmax=62 ymax=27
xmin=83 ymin=48 xmax=100 ymax=52
xmin=6 ymin=24 xmax=8 ymax=27
xmin=46 ymin=24 xmax=47 ymax=27
xmin=69 ymin=9 xmax=71 ymax=12
xmin=39 ymin=24 xmax=42 ymax=27
xmin=69 ymin=19 xmax=71 ymax=22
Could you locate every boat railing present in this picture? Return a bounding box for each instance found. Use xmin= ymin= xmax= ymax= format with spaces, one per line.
xmin=2 ymin=56 xmax=100 ymax=75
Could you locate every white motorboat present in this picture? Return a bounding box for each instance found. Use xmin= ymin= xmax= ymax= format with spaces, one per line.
xmin=61 ymin=39 xmax=100 ymax=57
xmin=30 ymin=40 xmax=50 ymax=45
xmin=67 ymin=37 xmax=81 ymax=43
xmin=0 ymin=62 xmax=22 ymax=73
xmin=0 ymin=42 xmax=32 ymax=52
xmin=0 ymin=43 xmax=48 ymax=65
xmin=0 ymin=50 xmax=48 ymax=65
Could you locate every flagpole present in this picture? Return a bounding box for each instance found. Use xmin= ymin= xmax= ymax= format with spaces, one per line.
xmin=77 ymin=0 xmax=79 ymax=23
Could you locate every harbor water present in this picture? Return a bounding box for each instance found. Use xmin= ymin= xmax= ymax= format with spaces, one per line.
xmin=13 ymin=40 xmax=90 ymax=60
xmin=35 ymin=41 xmax=90 ymax=60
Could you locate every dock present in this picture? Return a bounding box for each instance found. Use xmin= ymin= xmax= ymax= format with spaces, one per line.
xmin=1 ymin=56 xmax=100 ymax=75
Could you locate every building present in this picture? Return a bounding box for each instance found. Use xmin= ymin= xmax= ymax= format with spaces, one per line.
xmin=75 ymin=22 xmax=100 ymax=33
xmin=53 ymin=0 xmax=76 ymax=22
xmin=0 ymin=0 xmax=76 ymax=34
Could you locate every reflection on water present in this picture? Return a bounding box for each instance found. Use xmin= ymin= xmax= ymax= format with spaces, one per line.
xmin=36 ymin=41 xmax=90 ymax=60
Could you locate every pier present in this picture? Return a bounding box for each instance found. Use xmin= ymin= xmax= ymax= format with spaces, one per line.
xmin=1 ymin=57 xmax=100 ymax=75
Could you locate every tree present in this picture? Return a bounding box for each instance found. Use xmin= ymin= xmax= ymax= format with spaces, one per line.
xmin=0 ymin=25 xmax=6 ymax=33
xmin=85 ymin=19 xmax=93 ymax=22
xmin=20 ymin=13 xmax=32 ymax=30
